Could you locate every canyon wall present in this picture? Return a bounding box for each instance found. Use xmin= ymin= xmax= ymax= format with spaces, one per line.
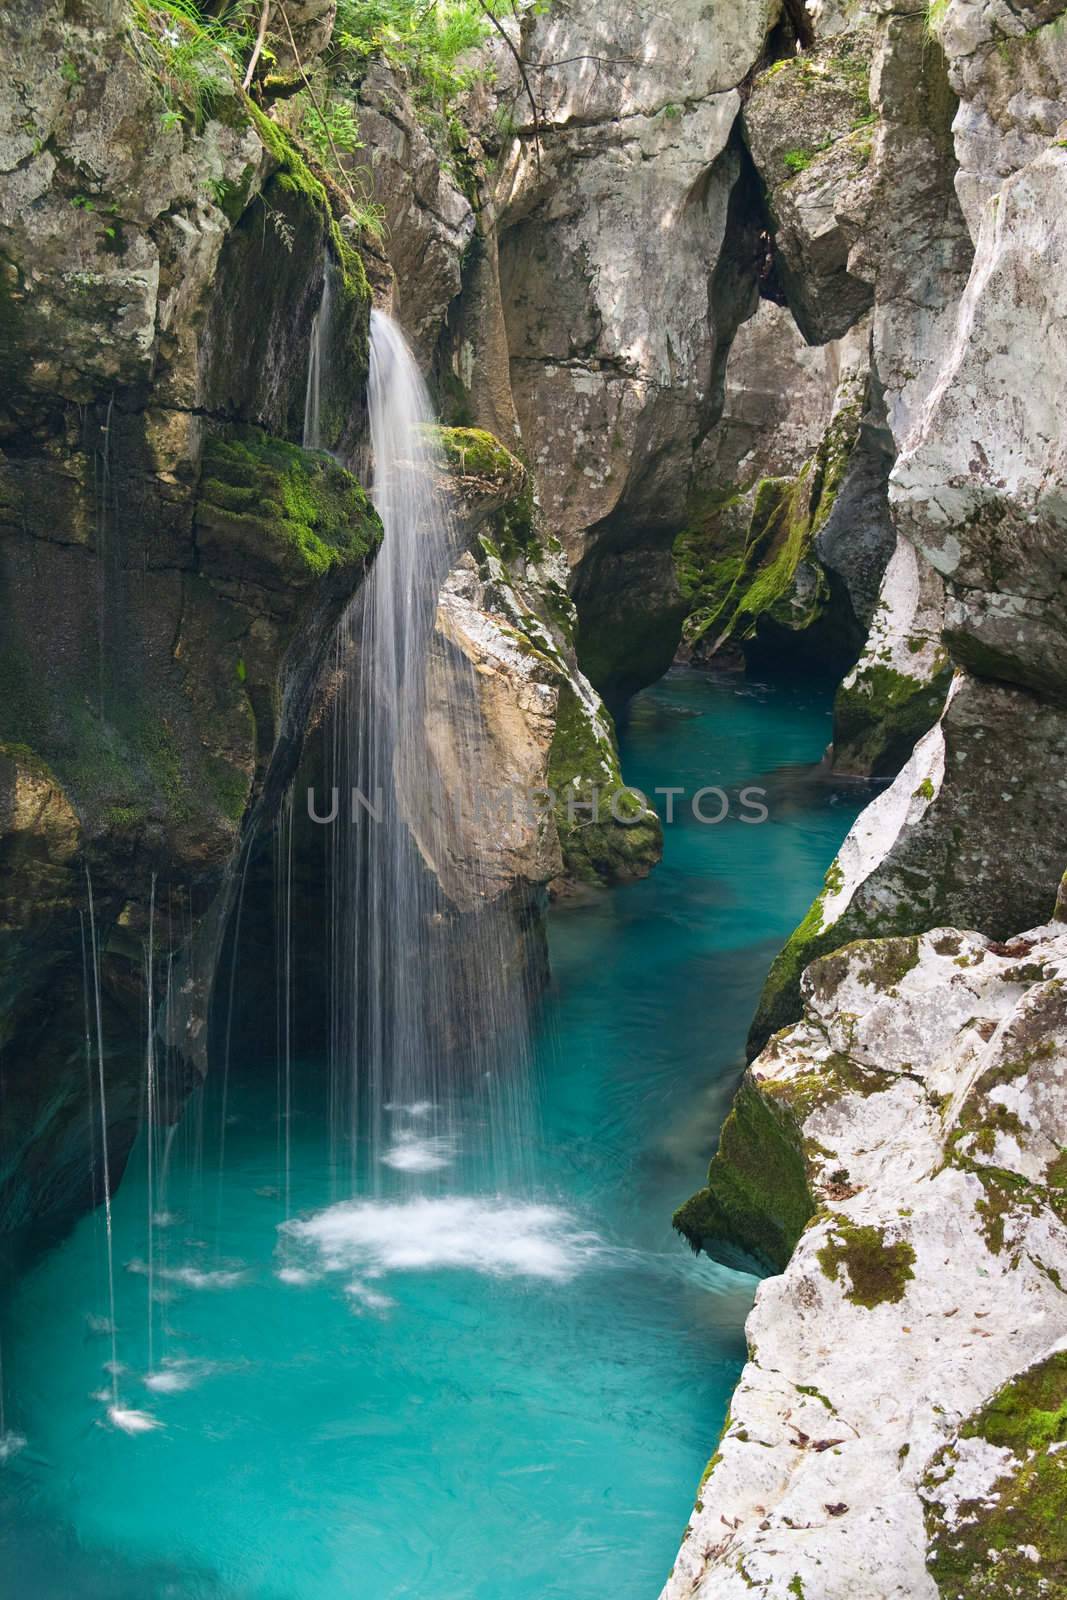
xmin=671 ymin=0 xmax=1067 ymax=1592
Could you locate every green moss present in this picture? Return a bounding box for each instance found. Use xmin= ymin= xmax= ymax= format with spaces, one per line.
xmin=431 ymin=427 xmax=537 ymax=558
xmin=431 ymin=425 xmax=520 ymax=481
xmin=817 ymin=1221 xmax=915 ymax=1308
xmin=924 ymin=1352 xmax=1067 ymax=1597
xmin=746 ymin=861 xmax=841 ymax=1053
xmin=783 ymin=148 xmax=813 ymax=175
xmin=677 ymin=405 xmax=861 ymax=661
xmin=547 ymin=682 xmax=662 ymax=887
xmin=855 ymin=934 xmax=920 ymax=993
xmin=674 ymin=1074 xmax=815 ymax=1273
xmin=796 ymin=1383 xmax=836 ymax=1412
xmin=243 ymin=96 xmax=371 ymax=381
xmin=197 ymin=429 xmax=380 ymax=578
xmin=833 ymin=657 xmax=952 ymax=774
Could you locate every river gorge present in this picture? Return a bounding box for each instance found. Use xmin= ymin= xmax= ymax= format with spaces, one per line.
xmin=1 ymin=0 xmax=1066 ymax=1595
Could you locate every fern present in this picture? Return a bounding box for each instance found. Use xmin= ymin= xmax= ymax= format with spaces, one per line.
xmin=126 ymin=0 xmax=254 ymax=127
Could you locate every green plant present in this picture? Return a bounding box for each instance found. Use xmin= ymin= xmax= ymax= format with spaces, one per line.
xmin=924 ymin=0 xmax=951 ymax=38
xmin=332 ymin=0 xmax=493 ymax=123
xmin=783 ymin=147 xmax=812 ymax=175
xmin=298 ymin=91 xmax=364 ymax=160
xmin=126 ymin=0 xmax=254 ymax=128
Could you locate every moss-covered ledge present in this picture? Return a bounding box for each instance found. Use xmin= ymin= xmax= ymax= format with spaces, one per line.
xmin=195 ymin=429 xmax=381 ymax=607
xmin=674 ymin=400 xmax=862 ymax=667
xmin=547 ymin=680 xmax=662 ymax=889
xmin=922 ymin=1350 xmax=1067 ymax=1597
xmin=674 ymin=1070 xmax=816 ymax=1275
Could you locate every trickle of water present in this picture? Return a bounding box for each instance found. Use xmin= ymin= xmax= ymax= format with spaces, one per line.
xmin=328 ymin=309 xmax=534 ymax=1186
xmin=275 ymin=789 xmax=295 ymax=1254
xmin=84 ymin=866 xmax=119 ymax=1409
xmin=84 ymin=867 xmax=159 ymax=1435
xmin=143 ymin=873 xmax=159 ymax=1376
xmin=303 ymin=262 xmax=334 ymax=452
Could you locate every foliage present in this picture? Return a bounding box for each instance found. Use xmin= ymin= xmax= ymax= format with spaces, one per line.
xmin=126 ymin=0 xmax=254 ymax=127
xmin=924 ymin=0 xmax=951 ymax=38
xmin=783 ymin=147 xmax=813 ymax=175
xmin=332 ymin=0 xmax=493 ymax=119
xmin=297 ymin=91 xmax=364 ymax=160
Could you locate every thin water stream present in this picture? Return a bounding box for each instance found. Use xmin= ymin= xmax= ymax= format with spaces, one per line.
xmin=0 ymin=670 xmax=863 ymax=1599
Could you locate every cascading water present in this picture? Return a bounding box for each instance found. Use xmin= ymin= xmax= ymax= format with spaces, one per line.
xmin=84 ymin=868 xmax=159 ymax=1434
xmin=302 ymin=262 xmax=333 ymax=453
xmin=324 ymin=309 xmax=534 ymax=1191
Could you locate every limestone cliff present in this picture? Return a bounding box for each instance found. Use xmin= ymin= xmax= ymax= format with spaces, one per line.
xmin=672 ymin=0 xmax=1067 ymax=1589
xmin=669 ymin=920 xmax=1067 ymax=1598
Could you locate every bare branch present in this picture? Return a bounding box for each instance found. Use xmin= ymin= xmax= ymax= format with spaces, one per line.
xmin=474 ymin=0 xmax=542 ymax=173
xmin=276 ymin=2 xmax=366 ymax=218
xmin=243 ymin=0 xmax=272 ymax=90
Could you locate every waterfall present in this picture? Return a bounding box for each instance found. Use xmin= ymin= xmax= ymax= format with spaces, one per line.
xmin=303 ymin=261 xmax=333 ymax=452
xmin=327 ymin=309 xmax=533 ymax=1189
xmin=84 ymin=868 xmax=160 ymax=1434
xmin=275 ymin=788 xmax=295 ymax=1247
xmin=144 ymin=873 xmax=157 ymax=1377
xmin=84 ymin=868 xmax=118 ymax=1407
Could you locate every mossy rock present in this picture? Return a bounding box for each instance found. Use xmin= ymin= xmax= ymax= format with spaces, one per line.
xmin=195 ymin=428 xmax=380 ymax=592
xmin=816 ymin=1220 xmax=915 ymax=1307
xmin=834 ymin=658 xmax=952 ymax=778
xmin=749 ymin=872 xmax=927 ymax=1059
xmin=675 ymin=404 xmax=862 ymax=665
xmin=431 ymin=426 xmax=536 ymax=557
xmin=547 ymin=681 xmax=662 ymax=886
xmin=674 ymin=1073 xmax=815 ymax=1274
xmin=923 ymin=1350 xmax=1067 ymax=1597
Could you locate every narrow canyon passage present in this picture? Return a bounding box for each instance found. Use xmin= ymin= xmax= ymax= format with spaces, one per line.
xmin=0 ymin=675 xmax=862 ymax=1600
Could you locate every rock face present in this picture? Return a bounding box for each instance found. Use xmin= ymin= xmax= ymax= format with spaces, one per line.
xmin=891 ymin=135 xmax=1067 ymax=705
xmin=751 ymin=0 xmax=1067 ymax=1023
xmin=669 ymin=922 xmax=1067 ymax=1600
xmin=480 ymin=0 xmax=779 ymax=700
xmin=0 ymin=0 xmax=381 ymax=1235
xmin=671 ymin=0 xmax=1067 ymax=1588
xmin=424 ymin=429 xmax=661 ymax=902
xmin=357 ymin=62 xmax=475 ymax=370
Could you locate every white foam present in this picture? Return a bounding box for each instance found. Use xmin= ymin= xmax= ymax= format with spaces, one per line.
xmin=283 ymin=1195 xmax=601 ymax=1283
xmin=380 ymin=1133 xmax=454 ymax=1172
xmin=107 ymin=1405 xmax=162 ymax=1434
xmin=86 ymin=1313 xmax=115 ymax=1335
xmin=385 ymin=1101 xmax=436 ymax=1118
xmin=143 ymin=1358 xmax=216 ymax=1393
xmin=0 ymin=1431 xmax=26 ymax=1462
xmin=162 ymin=1266 xmax=246 ymax=1290
xmin=127 ymin=1259 xmax=245 ymax=1290
xmin=275 ymin=1266 xmax=316 ymax=1286
xmin=345 ymin=1279 xmax=396 ymax=1313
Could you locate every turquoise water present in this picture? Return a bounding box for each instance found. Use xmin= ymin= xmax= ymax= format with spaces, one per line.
xmin=0 ymin=671 xmax=864 ymax=1600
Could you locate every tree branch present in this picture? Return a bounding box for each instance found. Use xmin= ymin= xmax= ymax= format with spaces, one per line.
xmin=474 ymin=0 xmax=542 ymax=173
xmin=242 ymin=0 xmax=272 ymax=90
xmin=276 ymin=2 xmax=365 ymax=218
